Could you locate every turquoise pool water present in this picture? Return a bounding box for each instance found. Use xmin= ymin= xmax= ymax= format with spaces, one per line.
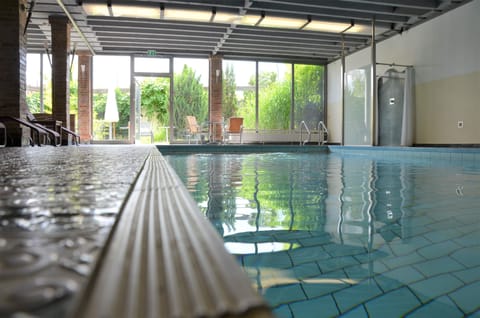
xmin=165 ymin=152 xmax=480 ymax=317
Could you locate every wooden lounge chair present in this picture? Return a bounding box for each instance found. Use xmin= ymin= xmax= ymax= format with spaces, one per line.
xmin=0 ymin=115 xmax=50 ymax=146
xmin=185 ymin=115 xmax=207 ymax=144
xmin=31 ymin=113 xmax=80 ymax=145
xmin=0 ymin=122 xmax=6 ymax=147
xmin=224 ymin=117 xmax=243 ymax=144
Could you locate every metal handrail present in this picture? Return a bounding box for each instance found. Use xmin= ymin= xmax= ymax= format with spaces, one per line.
xmin=317 ymin=121 xmax=329 ymax=145
xmin=299 ymin=120 xmax=311 ymax=146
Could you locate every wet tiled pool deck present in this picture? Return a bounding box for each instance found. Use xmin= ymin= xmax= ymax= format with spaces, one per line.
xmin=0 ymin=146 xmax=151 ymax=316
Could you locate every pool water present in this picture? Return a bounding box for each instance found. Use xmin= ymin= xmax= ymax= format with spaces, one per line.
xmin=165 ymin=152 xmax=480 ymax=317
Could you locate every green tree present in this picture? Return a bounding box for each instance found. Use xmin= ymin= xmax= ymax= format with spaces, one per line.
xmin=140 ymin=78 xmax=169 ymax=123
xmin=239 ymin=65 xmax=324 ymax=131
xmin=173 ymin=65 xmax=208 ymax=133
xmin=294 ymin=65 xmax=324 ymax=129
xmin=222 ymin=64 xmax=238 ymax=119
xmin=239 ymin=75 xmax=257 ymax=129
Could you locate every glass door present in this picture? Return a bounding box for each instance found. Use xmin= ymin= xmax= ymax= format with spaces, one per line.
xmin=134 ymin=76 xmax=171 ymax=144
xmin=132 ymin=56 xmax=172 ymax=144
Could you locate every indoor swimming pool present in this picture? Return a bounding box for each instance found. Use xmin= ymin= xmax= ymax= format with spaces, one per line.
xmin=165 ymin=150 xmax=480 ymax=317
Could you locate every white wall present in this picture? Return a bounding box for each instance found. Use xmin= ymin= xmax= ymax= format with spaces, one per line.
xmin=327 ymin=0 xmax=480 ymax=145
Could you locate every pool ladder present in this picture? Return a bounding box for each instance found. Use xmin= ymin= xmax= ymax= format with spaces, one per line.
xmin=317 ymin=121 xmax=329 ymax=145
xmin=300 ymin=121 xmax=329 ymax=146
xmin=300 ymin=121 xmax=311 ymax=145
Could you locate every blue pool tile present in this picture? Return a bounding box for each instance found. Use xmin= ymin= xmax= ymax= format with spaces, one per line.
xmin=454 ymin=231 xmax=480 ymax=248
xmin=273 ymin=305 xmax=292 ymax=318
xmin=452 ymin=265 xmax=480 ymax=284
xmin=344 ymin=262 xmax=389 ymax=280
xmin=456 ymin=218 xmax=480 ymax=232
xmin=292 ymin=262 xmax=321 ymax=280
xmin=290 ymin=295 xmax=339 ymax=318
xmin=451 ymin=246 xmax=480 ymax=267
xmin=413 ymin=256 xmax=465 ymax=277
xmin=243 ymin=251 xmax=293 ymax=269
xmin=423 ymin=227 xmax=464 ymax=243
xmin=375 ymin=266 xmax=424 ymax=292
xmin=417 ymin=240 xmax=460 ymax=260
xmin=302 ymin=278 xmax=350 ymax=299
xmin=469 ymin=309 xmax=480 ymax=317
xmin=406 ymin=295 xmax=464 ymax=318
xmin=365 ymin=287 xmax=421 ymax=318
xmin=318 ymin=255 xmax=359 ymax=273
xmin=404 ymin=215 xmax=436 ymax=228
xmin=353 ymin=247 xmax=390 ymax=264
xmin=263 ymin=283 xmax=307 ymax=308
xmin=449 ymin=280 xmax=480 ymax=314
xmin=298 ymin=234 xmax=332 ymax=247
xmin=302 ymin=270 xmax=351 ymax=298
xmin=382 ymin=252 xmax=426 ymax=270
xmin=322 ymin=243 xmax=367 ymax=257
xmin=409 ymin=273 xmax=464 ymax=303
xmin=333 ymin=279 xmax=383 ymax=313
xmin=341 ymin=305 xmax=369 ymax=318
xmin=275 ymin=231 xmax=316 ymax=241
xmin=288 ymin=246 xmax=330 ymax=266
xmin=388 ymin=236 xmax=432 ymax=256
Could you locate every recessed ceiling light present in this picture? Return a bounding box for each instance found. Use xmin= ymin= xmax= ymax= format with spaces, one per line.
xmin=259 ymin=16 xmax=306 ymax=29
xmin=164 ymin=9 xmax=212 ymax=22
xmin=304 ymin=20 xmax=352 ymax=33
xmin=82 ymin=3 xmax=109 ymax=16
xmin=111 ymin=5 xmax=160 ymax=19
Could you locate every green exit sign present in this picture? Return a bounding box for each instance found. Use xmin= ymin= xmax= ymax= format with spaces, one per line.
xmin=147 ymin=50 xmax=156 ymax=56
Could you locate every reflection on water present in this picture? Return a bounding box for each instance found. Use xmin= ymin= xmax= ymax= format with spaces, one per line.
xmin=166 ymin=152 xmax=480 ymax=316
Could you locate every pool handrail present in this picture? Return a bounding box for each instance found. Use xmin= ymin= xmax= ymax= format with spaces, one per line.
xmin=317 ymin=121 xmax=329 ymax=145
xmin=299 ymin=120 xmax=311 ymax=146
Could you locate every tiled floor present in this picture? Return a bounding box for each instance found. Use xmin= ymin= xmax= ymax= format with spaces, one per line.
xmin=226 ymin=227 xmax=480 ymax=318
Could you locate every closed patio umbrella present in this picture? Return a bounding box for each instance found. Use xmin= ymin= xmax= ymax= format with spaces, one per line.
xmin=104 ymin=86 xmax=119 ymax=140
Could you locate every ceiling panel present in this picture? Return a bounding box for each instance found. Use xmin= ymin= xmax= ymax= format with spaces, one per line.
xmin=25 ymin=0 xmax=473 ymax=63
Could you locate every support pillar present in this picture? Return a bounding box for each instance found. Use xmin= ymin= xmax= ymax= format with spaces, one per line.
xmin=0 ymin=0 xmax=30 ymax=146
xmin=371 ymin=17 xmax=377 ymax=146
xmin=341 ymin=34 xmax=346 ymax=146
xmin=209 ymin=54 xmax=223 ymax=142
xmin=49 ymin=15 xmax=71 ymax=144
xmin=77 ymin=50 xmax=92 ymax=143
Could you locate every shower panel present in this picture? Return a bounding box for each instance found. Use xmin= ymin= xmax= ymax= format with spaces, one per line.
xmin=378 ymin=69 xmax=405 ymax=146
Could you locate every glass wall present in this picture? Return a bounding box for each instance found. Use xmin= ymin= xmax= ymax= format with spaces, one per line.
xmin=135 ymin=57 xmax=170 ymax=73
xmin=26 ymin=53 xmax=52 ymax=114
xmin=258 ymin=62 xmax=291 ymax=130
xmin=344 ymin=66 xmax=372 ymax=145
xmin=222 ymin=60 xmax=256 ymax=129
xmin=26 ymin=53 xmax=75 ymax=118
xmin=223 ymin=61 xmax=325 ymax=134
xmin=173 ymin=58 xmax=209 ymax=141
xmin=92 ymin=55 xmax=131 ymax=141
xmin=26 ymin=54 xmax=42 ymax=113
xmin=294 ymin=64 xmax=324 ymax=130
xmin=25 ymin=53 xmax=325 ymax=143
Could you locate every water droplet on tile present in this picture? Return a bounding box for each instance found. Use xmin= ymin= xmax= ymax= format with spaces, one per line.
xmin=0 ymin=250 xmax=50 ymax=278
xmin=7 ymin=278 xmax=78 ymax=312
